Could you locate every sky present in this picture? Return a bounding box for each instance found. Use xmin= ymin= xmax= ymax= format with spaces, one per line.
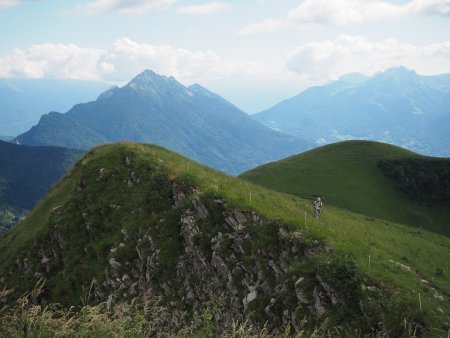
xmin=1 ymin=0 xmax=450 ymax=112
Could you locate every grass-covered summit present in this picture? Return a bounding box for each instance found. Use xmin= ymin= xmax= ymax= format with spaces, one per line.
xmin=241 ymin=140 xmax=450 ymax=236
xmin=0 ymin=143 xmax=449 ymax=337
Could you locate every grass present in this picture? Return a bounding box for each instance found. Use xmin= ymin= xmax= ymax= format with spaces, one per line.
xmin=0 ymin=281 xmax=422 ymax=337
xmin=0 ymin=142 xmax=449 ymax=335
xmin=240 ymin=140 xmax=450 ymax=236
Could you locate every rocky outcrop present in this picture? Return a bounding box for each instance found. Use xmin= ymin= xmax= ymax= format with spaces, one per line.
xmin=94 ymin=193 xmax=362 ymax=333
xmin=0 ymin=151 xmax=366 ymax=335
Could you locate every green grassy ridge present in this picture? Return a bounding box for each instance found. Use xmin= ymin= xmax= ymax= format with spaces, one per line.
xmin=240 ymin=140 xmax=450 ymax=237
xmin=0 ymin=142 xmax=449 ymax=334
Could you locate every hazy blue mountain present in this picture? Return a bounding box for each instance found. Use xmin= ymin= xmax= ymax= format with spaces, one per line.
xmin=0 ymin=140 xmax=83 ymax=233
xmin=0 ymin=78 xmax=109 ymax=136
xmin=15 ymin=70 xmax=311 ymax=174
xmin=16 ymin=111 xmax=106 ymax=149
xmin=254 ymin=67 xmax=450 ymax=156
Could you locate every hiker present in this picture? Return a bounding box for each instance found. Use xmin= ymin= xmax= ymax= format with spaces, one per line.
xmin=313 ymin=197 xmax=323 ymax=220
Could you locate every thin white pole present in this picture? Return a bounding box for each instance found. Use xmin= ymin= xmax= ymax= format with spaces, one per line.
xmin=368 ymin=255 xmax=371 ymax=269
xmin=419 ymin=293 xmax=422 ymax=310
xmin=304 ymin=211 xmax=307 ymax=227
xmin=249 ymin=193 xmax=252 ymax=204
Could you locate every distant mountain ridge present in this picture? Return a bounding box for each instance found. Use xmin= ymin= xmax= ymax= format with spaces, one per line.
xmin=0 ymin=78 xmax=108 ymax=136
xmin=254 ymin=67 xmax=450 ymax=157
xmin=0 ymin=140 xmax=83 ymax=233
xmin=15 ymin=70 xmax=311 ymax=174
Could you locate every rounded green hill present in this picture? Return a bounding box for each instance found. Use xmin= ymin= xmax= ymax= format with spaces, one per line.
xmin=241 ymin=140 xmax=450 ymax=236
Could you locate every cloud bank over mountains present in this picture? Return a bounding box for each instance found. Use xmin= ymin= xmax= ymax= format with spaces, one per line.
xmin=238 ymin=0 xmax=450 ymax=35
xmin=1 ymin=36 xmax=450 ymax=87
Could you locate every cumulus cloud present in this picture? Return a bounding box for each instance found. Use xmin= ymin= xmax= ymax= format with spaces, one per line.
xmin=0 ymin=38 xmax=286 ymax=85
xmin=177 ymin=1 xmax=231 ymax=15
xmin=239 ymin=0 xmax=450 ymax=35
xmin=75 ymin=0 xmax=176 ymax=15
xmin=0 ymin=43 xmax=109 ymax=80
xmin=286 ymin=35 xmax=450 ymax=82
xmin=2 ymin=36 xmax=450 ymax=93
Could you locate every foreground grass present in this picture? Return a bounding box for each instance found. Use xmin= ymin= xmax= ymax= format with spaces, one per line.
xmin=0 ymin=286 xmax=421 ymax=338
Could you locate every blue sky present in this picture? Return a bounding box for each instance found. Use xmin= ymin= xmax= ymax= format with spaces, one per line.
xmin=1 ymin=0 xmax=450 ymax=112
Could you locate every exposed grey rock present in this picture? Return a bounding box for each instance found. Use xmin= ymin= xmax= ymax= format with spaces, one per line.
xmin=278 ymin=227 xmax=290 ymax=240
xmin=243 ymin=290 xmax=257 ymax=309
xmin=313 ymin=286 xmax=326 ymax=317
xmin=109 ymin=258 xmax=122 ymax=272
xmin=211 ymin=252 xmax=229 ymax=278
xmin=193 ymin=197 xmax=209 ymax=219
xmin=317 ymin=275 xmax=340 ymax=306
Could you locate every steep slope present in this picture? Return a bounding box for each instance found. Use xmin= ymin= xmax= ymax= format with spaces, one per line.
xmin=15 ymin=70 xmax=311 ymax=174
xmin=0 ymin=140 xmax=84 ymax=233
xmin=0 ymin=143 xmax=449 ymax=336
xmin=16 ymin=112 xmax=106 ymax=149
xmin=254 ymin=67 xmax=450 ymax=157
xmin=240 ymin=141 xmax=450 ymax=236
xmin=0 ymin=78 xmax=108 ymax=136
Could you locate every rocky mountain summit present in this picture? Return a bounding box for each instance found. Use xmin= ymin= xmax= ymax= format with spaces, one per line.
xmin=15 ymin=70 xmax=310 ymax=174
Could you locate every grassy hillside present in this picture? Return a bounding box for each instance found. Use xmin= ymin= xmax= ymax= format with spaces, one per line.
xmin=240 ymin=140 xmax=450 ymax=236
xmin=0 ymin=143 xmax=449 ymax=336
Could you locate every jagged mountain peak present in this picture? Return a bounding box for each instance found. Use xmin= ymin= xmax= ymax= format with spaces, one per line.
xmin=15 ymin=70 xmax=310 ymax=174
xmin=126 ymin=69 xmax=185 ymax=94
xmin=374 ymin=66 xmax=418 ymax=80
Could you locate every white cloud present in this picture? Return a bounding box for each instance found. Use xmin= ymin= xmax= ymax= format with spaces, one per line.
xmin=76 ymin=0 xmax=176 ymax=15
xmin=2 ymin=36 xmax=450 ymax=101
xmin=236 ymin=19 xmax=284 ymax=36
xmin=0 ymin=0 xmax=24 ymax=10
xmin=287 ymin=0 xmax=404 ymax=25
xmin=0 ymin=38 xmax=286 ymax=85
xmin=0 ymin=43 xmax=109 ymax=80
xmin=286 ymin=35 xmax=450 ymax=82
xmin=177 ymin=1 xmax=230 ymax=15
xmin=239 ymin=0 xmax=450 ymax=35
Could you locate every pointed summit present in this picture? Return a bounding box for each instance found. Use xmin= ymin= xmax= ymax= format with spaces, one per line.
xmin=126 ymin=69 xmax=186 ymax=96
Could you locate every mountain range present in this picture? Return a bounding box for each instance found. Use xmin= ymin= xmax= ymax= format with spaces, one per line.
xmin=254 ymin=67 xmax=450 ymax=157
xmin=0 ymin=78 xmax=108 ymax=136
xmin=15 ymin=70 xmax=311 ymax=175
xmin=0 ymin=140 xmax=83 ymax=234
